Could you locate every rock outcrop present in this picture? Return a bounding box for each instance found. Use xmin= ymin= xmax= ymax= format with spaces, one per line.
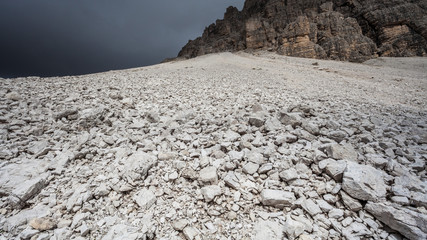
xmin=178 ymin=0 xmax=427 ymax=62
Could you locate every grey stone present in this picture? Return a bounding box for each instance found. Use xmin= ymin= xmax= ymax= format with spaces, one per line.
xmin=57 ymin=219 xmax=72 ymax=228
xmin=261 ymin=189 xmax=296 ymax=208
xmin=157 ymin=152 xmax=175 ymax=161
xmin=366 ymin=154 xmax=389 ymax=168
xmin=223 ymin=130 xmax=240 ymax=142
xmin=79 ymin=223 xmax=90 ymax=236
xmin=328 ymin=208 xmax=344 ymax=219
xmin=391 ymin=196 xmax=410 ymax=205
xmin=172 ymin=219 xmax=189 ymax=231
xmin=319 ymin=159 xmax=347 ymax=181
xmin=183 ymin=226 xmax=200 ymax=240
xmin=279 ymin=112 xmax=302 ymax=128
xmin=275 ymin=133 xmax=298 ymax=145
xmin=243 ymin=162 xmax=259 ymax=175
xmin=284 ymin=216 xmax=305 ymax=240
xmin=366 ymin=202 xmax=427 ymax=240
xmin=302 ymin=121 xmax=320 ymax=135
xmin=249 ymin=116 xmax=265 ymax=127
xmin=340 ymin=191 xmax=362 ymax=212
xmin=8 ymin=175 xmax=48 ymax=209
xmin=78 ymin=106 xmax=107 ymax=128
xmin=279 ymin=168 xmax=298 ymax=182
xmin=301 ymin=198 xmax=322 ymax=216
xmin=228 ymin=150 xmax=244 ymax=161
xmin=411 ymin=192 xmax=427 ymax=208
xmin=53 ymin=228 xmax=72 ymax=240
xmin=101 ymin=224 xmax=142 ymax=240
xmin=120 ymin=151 xmax=156 ymax=183
xmin=133 ymin=189 xmax=156 ymax=210
xmin=323 ymin=143 xmax=358 ymax=162
xmin=201 ymin=185 xmax=221 ymax=202
xmin=253 ymin=220 xmax=284 ymax=240
xmin=246 ymin=151 xmax=264 ymax=164
xmin=198 ymin=166 xmax=218 ymax=185
xmin=342 ymin=217 xmax=353 ymax=227
xmin=342 ymin=161 xmax=387 ymax=201
xmin=146 ymin=111 xmax=159 ymax=123
xmin=71 ymin=212 xmax=90 ymax=228
xmin=181 ymin=168 xmax=198 ymax=180
xmin=27 ymin=141 xmax=50 ymax=157
xmin=342 ymin=222 xmax=372 ymax=240
xmin=264 ymin=117 xmax=282 ymax=132
xmin=224 ymin=171 xmax=240 ymax=189
xmin=258 ymin=163 xmax=273 ymax=174
xmin=66 ymin=184 xmax=92 ymax=212
xmin=95 ymin=183 xmax=110 ymax=197
xmin=55 ymin=109 xmax=78 ymax=120
xmin=18 ymin=227 xmax=39 ymax=240
xmin=364 ymin=217 xmax=379 ymax=230
xmin=394 ymin=175 xmax=426 ymax=194
xmin=328 ymin=130 xmax=348 ymax=142
xmin=316 ymin=199 xmax=333 ymax=212
xmin=5 ymin=204 xmax=50 ymax=231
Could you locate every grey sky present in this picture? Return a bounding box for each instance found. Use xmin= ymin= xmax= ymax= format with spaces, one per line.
xmin=0 ymin=0 xmax=245 ymax=78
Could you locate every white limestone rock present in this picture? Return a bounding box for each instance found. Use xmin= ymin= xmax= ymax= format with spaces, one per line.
xmin=301 ymin=198 xmax=322 ymax=217
xmin=172 ymin=219 xmax=189 ymax=231
xmin=279 ymin=168 xmax=298 ymax=182
xmin=119 ymin=151 xmax=156 ymax=183
xmin=133 ymin=189 xmax=156 ymax=210
xmin=243 ymin=162 xmax=260 ymax=175
xmin=8 ymin=174 xmax=48 ymax=209
xmin=253 ymin=220 xmax=284 ymax=240
xmin=201 ymin=185 xmax=221 ymax=202
xmin=101 ymin=224 xmax=143 ymax=240
xmin=318 ymin=159 xmax=347 ymax=181
xmin=284 ymin=216 xmax=305 ymax=240
xmin=365 ymin=202 xmax=427 ymax=240
xmin=183 ymin=226 xmax=200 ymax=240
xmin=198 ymin=166 xmax=218 ymax=185
xmin=342 ymin=161 xmax=387 ymax=201
xmin=261 ymin=189 xmax=296 ymax=208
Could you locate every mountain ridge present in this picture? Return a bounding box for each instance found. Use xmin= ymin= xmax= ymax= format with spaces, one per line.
xmin=178 ymin=0 xmax=427 ymax=62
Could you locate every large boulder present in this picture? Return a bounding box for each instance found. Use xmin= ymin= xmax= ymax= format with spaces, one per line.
xmin=118 ymin=151 xmax=157 ymax=184
xmin=365 ymin=202 xmax=427 ymax=240
xmin=342 ymin=161 xmax=387 ymax=201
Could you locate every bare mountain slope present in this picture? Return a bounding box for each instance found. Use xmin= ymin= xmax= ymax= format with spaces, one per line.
xmin=0 ymin=53 xmax=426 ymax=239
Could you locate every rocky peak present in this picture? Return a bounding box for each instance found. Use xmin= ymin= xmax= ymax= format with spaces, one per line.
xmin=178 ymin=0 xmax=427 ymax=62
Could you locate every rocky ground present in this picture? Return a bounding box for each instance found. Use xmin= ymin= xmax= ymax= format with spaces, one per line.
xmin=0 ymin=52 xmax=426 ymax=240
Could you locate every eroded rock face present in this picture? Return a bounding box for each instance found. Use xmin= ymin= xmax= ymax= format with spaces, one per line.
xmin=178 ymin=0 xmax=426 ymax=61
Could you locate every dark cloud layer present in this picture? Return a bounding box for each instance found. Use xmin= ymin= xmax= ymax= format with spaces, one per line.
xmin=0 ymin=0 xmax=244 ymax=78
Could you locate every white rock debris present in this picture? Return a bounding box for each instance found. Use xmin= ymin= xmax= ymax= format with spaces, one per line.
xmin=0 ymin=52 xmax=426 ymax=239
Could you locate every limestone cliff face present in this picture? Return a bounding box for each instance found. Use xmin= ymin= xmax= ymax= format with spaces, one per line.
xmin=178 ymin=0 xmax=427 ymax=62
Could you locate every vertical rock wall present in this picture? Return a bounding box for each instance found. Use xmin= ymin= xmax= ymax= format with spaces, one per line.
xmin=178 ymin=0 xmax=427 ymax=62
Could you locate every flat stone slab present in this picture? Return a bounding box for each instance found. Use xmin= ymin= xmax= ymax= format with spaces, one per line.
xmin=261 ymin=189 xmax=296 ymax=208
xmin=342 ymin=161 xmax=387 ymax=201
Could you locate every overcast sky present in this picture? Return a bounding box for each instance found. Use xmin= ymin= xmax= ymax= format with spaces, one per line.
xmin=0 ymin=0 xmax=245 ymax=78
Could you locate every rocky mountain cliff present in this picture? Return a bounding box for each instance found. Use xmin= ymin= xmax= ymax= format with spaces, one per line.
xmin=178 ymin=0 xmax=427 ymax=62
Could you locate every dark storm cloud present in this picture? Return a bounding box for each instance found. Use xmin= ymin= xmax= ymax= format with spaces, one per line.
xmin=0 ymin=0 xmax=245 ymax=78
